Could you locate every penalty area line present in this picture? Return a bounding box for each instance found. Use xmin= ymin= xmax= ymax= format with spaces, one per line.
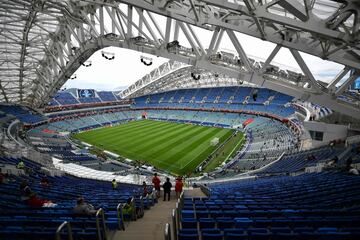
xmin=224 ymin=134 xmax=245 ymax=163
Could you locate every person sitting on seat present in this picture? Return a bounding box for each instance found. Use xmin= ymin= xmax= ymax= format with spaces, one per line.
xmin=27 ymin=192 xmax=56 ymax=208
xmin=16 ymin=160 xmax=25 ymax=169
xmin=111 ymin=179 xmax=118 ymax=189
xmin=40 ymin=176 xmax=50 ymax=187
xmin=123 ymin=197 xmax=135 ymax=220
xmin=142 ymin=181 xmax=148 ymax=197
xmin=19 ymin=180 xmax=32 ymax=202
xmin=73 ymin=197 xmax=97 ymax=216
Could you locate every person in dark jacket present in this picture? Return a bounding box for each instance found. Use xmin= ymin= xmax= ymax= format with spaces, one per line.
xmin=162 ymin=177 xmax=172 ymax=201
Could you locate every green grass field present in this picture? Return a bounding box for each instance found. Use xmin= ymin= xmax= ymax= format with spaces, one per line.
xmin=73 ymin=120 xmax=241 ymax=175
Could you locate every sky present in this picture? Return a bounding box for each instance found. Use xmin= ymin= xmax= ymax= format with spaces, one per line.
xmin=65 ymin=10 xmax=347 ymax=92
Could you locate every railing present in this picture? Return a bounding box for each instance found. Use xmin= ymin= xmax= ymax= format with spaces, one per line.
xmin=131 ymin=197 xmax=136 ymax=220
xmin=139 ymin=196 xmax=144 ymax=217
xmin=122 ymin=197 xmax=136 ymax=221
xmin=178 ymin=191 xmax=184 ymax=209
xmin=55 ymin=221 xmax=73 ymax=240
xmin=175 ymin=202 xmax=180 ymax=232
xmin=172 ymin=209 xmax=177 ymax=240
xmin=95 ymin=208 xmax=108 ymax=240
xmin=164 ymin=223 xmax=171 ymax=240
xmin=116 ymin=203 xmax=125 ymax=230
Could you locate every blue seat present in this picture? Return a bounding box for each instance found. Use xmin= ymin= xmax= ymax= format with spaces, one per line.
xmin=181 ymin=218 xmax=198 ymax=229
xmin=202 ymin=232 xmax=224 ymax=240
xmin=217 ymin=217 xmax=234 ymax=229
xmin=178 ymin=232 xmax=199 ymax=240
xmin=234 ymin=217 xmax=253 ymax=228
xmin=199 ymin=218 xmax=216 ymax=229
xmin=182 ymin=210 xmax=195 ymax=219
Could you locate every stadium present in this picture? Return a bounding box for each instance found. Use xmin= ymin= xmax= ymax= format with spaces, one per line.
xmin=0 ymin=0 xmax=360 ymax=240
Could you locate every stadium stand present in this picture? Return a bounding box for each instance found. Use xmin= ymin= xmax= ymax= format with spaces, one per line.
xmin=178 ymin=171 xmax=360 ymax=240
xmin=0 ymin=157 xmax=154 ymax=240
xmin=53 ymin=92 xmax=80 ymax=105
xmin=0 ymin=105 xmax=47 ymax=124
xmin=97 ymin=91 xmax=118 ymax=102
xmin=133 ymin=87 xmax=296 ymax=118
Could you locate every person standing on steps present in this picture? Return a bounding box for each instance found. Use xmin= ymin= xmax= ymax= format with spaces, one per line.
xmin=152 ymin=173 xmax=161 ymax=199
xmin=175 ymin=176 xmax=183 ymax=199
xmin=163 ymin=177 xmax=172 ymax=201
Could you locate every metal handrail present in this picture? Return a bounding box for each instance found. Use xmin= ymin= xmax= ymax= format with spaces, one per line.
xmin=96 ymin=208 xmax=108 ymax=240
xmin=130 ymin=197 xmax=136 ymax=220
xmin=172 ymin=209 xmax=177 ymax=240
xmin=164 ymin=223 xmax=171 ymax=240
xmin=175 ymin=202 xmax=180 ymax=231
xmin=117 ymin=203 xmax=125 ymax=230
xmin=55 ymin=221 xmax=73 ymax=240
xmin=140 ymin=196 xmax=144 ymax=216
xmin=179 ymin=192 xmax=184 ymax=209
xmin=151 ymin=191 xmax=155 ymax=205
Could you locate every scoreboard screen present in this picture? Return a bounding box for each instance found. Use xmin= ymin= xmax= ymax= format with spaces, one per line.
xmin=78 ymin=89 xmax=95 ymax=98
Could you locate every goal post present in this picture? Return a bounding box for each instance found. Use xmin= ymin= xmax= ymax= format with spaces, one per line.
xmin=210 ymin=137 xmax=219 ymax=146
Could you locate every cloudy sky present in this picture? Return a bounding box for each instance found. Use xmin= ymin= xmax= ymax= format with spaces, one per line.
xmin=65 ymin=18 xmax=347 ymax=91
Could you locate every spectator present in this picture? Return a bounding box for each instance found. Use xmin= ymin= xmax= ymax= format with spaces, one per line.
xmin=163 ymin=177 xmax=172 ymax=201
xmin=73 ymin=197 xmax=97 ymax=216
xmin=112 ymin=179 xmax=118 ymax=189
xmin=17 ymin=160 xmax=25 ymax=169
xmin=175 ymin=177 xmax=183 ymax=199
xmin=122 ymin=197 xmax=141 ymax=220
xmin=152 ymin=173 xmax=161 ymax=199
xmin=27 ymin=192 xmax=56 ymax=208
xmin=40 ymin=176 xmax=50 ymax=187
xmin=19 ymin=180 xmax=32 ymax=201
xmin=142 ymin=181 xmax=148 ymax=197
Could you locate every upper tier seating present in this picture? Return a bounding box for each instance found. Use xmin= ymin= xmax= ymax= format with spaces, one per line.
xmin=179 ymin=171 xmax=360 ymax=240
xmin=0 ymin=105 xmax=47 ymax=124
xmin=79 ymin=97 xmax=102 ymax=104
xmin=97 ymin=91 xmax=117 ymax=102
xmin=132 ymin=87 xmax=296 ymax=118
xmin=54 ymin=92 xmax=79 ymax=105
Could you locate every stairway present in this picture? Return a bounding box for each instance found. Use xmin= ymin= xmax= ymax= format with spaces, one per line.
xmin=110 ymin=188 xmax=207 ymax=240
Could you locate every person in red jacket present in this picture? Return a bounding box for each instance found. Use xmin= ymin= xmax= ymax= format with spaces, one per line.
xmin=27 ymin=192 xmax=55 ymax=207
xmin=152 ymin=173 xmax=161 ymax=199
xmin=175 ymin=176 xmax=183 ymax=199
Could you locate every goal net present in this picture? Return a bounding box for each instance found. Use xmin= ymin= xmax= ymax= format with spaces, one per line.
xmin=210 ymin=137 xmax=219 ymax=146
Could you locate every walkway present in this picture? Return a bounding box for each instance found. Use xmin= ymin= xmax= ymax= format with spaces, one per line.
xmin=111 ymin=188 xmax=207 ymax=240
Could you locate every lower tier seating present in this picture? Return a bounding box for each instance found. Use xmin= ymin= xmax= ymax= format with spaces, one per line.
xmin=178 ymin=172 xmax=360 ymax=240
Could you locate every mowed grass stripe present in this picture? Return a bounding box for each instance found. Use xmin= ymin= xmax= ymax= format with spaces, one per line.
xmin=144 ymin=125 xmax=211 ymax=161
xmin=172 ymin=129 xmax=233 ymax=171
xmin=115 ymin=121 xmax=188 ymax=150
xmin=163 ymin=128 xmax=227 ymax=173
xmin=127 ymin=123 xmax=197 ymax=153
xmin=76 ymin=120 xmax=155 ymax=141
xmin=81 ymin=120 xmax=167 ymax=145
xmin=118 ymin=124 xmax=203 ymax=162
xmin=95 ymin=120 xmax=166 ymax=141
xmin=73 ymin=120 xmax=236 ymax=175
xmin=111 ymin=121 xmax=181 ymax=148
xmin=149 ymin=128 xmax=224 ymax=173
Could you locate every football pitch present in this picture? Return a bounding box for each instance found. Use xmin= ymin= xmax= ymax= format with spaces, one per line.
xmin=73 ymin=120 xmax=240 ymax=175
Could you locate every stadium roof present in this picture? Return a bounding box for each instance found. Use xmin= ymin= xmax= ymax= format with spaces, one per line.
xmin=0 ymin=0 xmax=359 ymax=117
